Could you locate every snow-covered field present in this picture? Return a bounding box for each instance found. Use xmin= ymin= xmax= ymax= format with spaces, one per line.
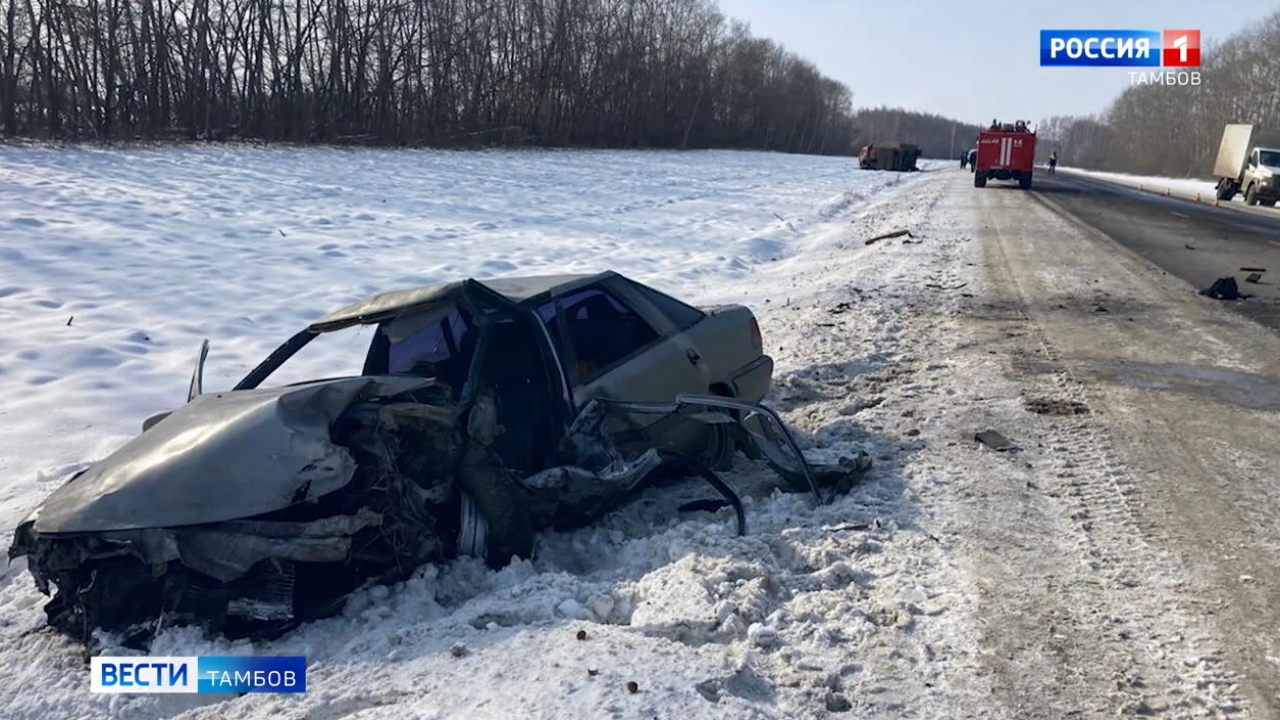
xmin=1057 ymin=166 xmax=1220 ymax=200
xmin=0 ymin=148 xmax=1094 ymax=720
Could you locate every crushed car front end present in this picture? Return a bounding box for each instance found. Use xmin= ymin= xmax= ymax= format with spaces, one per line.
xmin=9 ymin=375 xmax=470 ymax=646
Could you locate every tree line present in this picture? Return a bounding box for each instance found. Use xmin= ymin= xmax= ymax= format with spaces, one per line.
xmin=0 ymin=0 xmax=861 ymax=153
xmin=1036 ymin=9 xmax=1280 ymax=176
xmin=851 ymin=107 xmax=985 ymax=160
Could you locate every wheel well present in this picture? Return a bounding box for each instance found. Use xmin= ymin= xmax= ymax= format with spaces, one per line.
xmin=709 ymin=381 xmax=738 ymax=419
xmin=706 ymin=382 xmax=740 ymax=454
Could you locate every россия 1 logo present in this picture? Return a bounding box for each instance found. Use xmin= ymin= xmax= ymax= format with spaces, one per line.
xmin=1040 ymin=30 xmax=1200 ymax=66
xmin=1040 ymin=30 xmax=1201 ymax=86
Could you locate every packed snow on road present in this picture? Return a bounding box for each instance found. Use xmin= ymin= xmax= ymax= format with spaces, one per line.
xmin=0 ymin=148 xmax=1242 ymax=720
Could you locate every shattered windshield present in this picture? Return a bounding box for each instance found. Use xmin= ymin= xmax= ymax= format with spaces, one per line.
xmin=256 ymin=325 xmax=377 ymax=388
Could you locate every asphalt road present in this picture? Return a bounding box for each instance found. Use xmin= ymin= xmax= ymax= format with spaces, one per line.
xmin=1026 ymin=170 xmax=1280 ymax=331
xmin=969 ymin=170 xmax=1280 ymax=717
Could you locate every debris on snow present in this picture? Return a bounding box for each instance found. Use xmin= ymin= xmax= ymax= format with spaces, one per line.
xmin=864 ymin=228 xmax=915 ymax=245
xmin=974 ymin=429 xmax=1020 ymax=452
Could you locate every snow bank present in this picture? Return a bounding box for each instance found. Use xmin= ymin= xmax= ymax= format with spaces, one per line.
xmin=1058 ymin=167 xmax=1219 ymax=202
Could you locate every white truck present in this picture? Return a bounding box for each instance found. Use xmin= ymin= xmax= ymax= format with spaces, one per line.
xmin=1213 ymin=124 xmax=1280 ymax=206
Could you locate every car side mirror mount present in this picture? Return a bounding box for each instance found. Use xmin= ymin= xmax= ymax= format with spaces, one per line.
xmin=141 ymin=411 xmax=172 ymax=432
xmin=188 ymin=338 xmax=210 ymax=403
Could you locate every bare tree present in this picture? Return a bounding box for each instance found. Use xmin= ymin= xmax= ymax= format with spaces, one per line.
xmin=0 ymin=0 xmax=869 ymax=153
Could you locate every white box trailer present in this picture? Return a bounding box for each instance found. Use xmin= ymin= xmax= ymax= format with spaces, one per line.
xmin=1213 ymin=124 xmax=1280 ymax=205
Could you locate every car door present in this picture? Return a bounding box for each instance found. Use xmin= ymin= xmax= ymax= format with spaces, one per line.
xmin=537 ymin=282 xmax=710 ymax=453
xmin=459 ymin=280 xmax=575 ymax=430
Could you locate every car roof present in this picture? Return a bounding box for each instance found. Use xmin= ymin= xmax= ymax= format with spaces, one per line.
xmin=309 ymin=271 xmax=614 ymax=332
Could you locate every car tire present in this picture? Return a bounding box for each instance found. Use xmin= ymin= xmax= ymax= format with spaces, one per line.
xmin=1245 ymin=183 xmax=1259 ymax=206
xmin=699 ymin=385 xmax=738 ymax=471
xmin=456 ymin=491 xmax=489 ymax=560
xmin=701 ymin=421 xmax=735 ymax=471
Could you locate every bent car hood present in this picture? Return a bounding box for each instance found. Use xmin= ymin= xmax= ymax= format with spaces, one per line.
xmin=30 ymin=375 xmax=441 ymax=535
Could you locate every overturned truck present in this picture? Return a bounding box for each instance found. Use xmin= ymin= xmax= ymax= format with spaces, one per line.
xmin=858 ymin=143 xmax=922 ymax=172
xmin=9 ymin=272 xmax=868 ymax=648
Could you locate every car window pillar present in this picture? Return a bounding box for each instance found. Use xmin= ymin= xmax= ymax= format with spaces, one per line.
xmin=551 ymin=295 xmax=582 ymax=386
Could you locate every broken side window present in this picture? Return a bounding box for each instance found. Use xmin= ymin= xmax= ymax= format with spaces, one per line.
xmin=537 ymin=287 xmax=660 ymax=383
xmin=383 ymin=304 xmax=476 ymax=390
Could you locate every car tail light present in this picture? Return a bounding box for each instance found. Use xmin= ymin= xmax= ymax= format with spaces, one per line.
xmin=750 ymin=316 xmax=763 ymax=353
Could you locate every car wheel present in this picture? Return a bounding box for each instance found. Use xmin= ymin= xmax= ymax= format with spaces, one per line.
xmin=699 ymin=385 xmax=738 ymax=471
xmin=456 ymin=491 xmax=489 ymax=560
xmin=701 ymin=421 xmax=735 ymax=471
xmin=1245 ymin=183 xmax=1259 ymax=206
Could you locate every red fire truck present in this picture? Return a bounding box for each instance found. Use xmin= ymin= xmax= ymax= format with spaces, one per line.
xmin=974 ymin=122 xmax=1037 ymax=189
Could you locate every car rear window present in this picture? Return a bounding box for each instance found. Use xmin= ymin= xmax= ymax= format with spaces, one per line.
xmin=631 ymin=282 xmax=705 ymax=331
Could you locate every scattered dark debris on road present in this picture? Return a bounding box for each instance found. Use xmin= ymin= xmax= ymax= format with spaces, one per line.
xmin=974 ymin=430 xmax=1020 ymax=452
xmin=1093 ymin=304 xmax=1108 ymax=313
xmin=1026 ymin=398 xmax=1090 ymax=416
xmin=1242 ymin=268 xmax=1266 ymax=284
xmin=829 ymin=302 xmax=854 ymax=314
xmin=1200 ymin=277 xmax=1249 ymax=300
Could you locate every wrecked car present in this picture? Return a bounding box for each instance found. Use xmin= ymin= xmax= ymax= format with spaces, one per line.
xmin=9 ymin=271 xmax=868 ymax=647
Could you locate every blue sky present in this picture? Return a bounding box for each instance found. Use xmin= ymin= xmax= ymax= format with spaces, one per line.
xmin=713 ymin=0 xmax=1268 ymax=125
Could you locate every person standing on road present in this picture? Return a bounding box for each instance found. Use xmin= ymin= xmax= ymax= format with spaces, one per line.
xmin=1048 ymin=151 xmax=1058 ymax=174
